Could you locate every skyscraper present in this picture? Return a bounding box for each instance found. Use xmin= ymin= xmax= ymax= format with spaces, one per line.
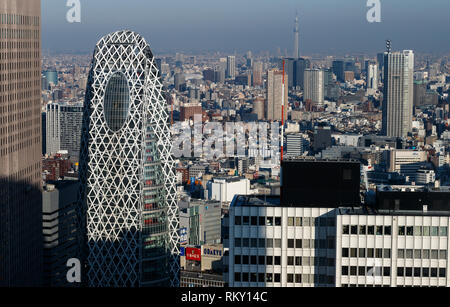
xmin=46 ymin=101 xmax=83 ymax=162
xmin=332 ymin=60 xmax=345 ymax=83
xmin=79 ymin=30 xmax=179 ymax=287
xmin=0 ymin=0 xmax=43 ymax=287
xmin=304 ymin=69 xmax=324 ymax=104
xmin=226 ymin=55 xmax=236 ymax=80
xmin=382 ymin=50 xmax=414 ymax=138
xmin=252 ymin=62 xmax=263 ymax=87
xmin=266 ymin=69 xmax=288 ymax=121
xmin=366 ymin=63 xmax=378 ymax=91
xmin=293 ymin=12 xmax=300 ymax=59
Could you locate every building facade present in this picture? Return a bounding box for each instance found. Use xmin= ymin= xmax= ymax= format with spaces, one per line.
xmin=304 ymin=69 xmax=324 ymax=104
xmin=0 ymin=0 xmax=43 ymax=287
xmin=266 ymin=69 xmax=288 ymax=121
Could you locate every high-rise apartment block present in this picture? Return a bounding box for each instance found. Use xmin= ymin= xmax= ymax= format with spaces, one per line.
xmin=266 ymin=69 xmax=288 ymax=121
xmin=304 ymin=69 xmax=324 ymax=104
xmin=382 ymin=50 xmax=414 ymax=138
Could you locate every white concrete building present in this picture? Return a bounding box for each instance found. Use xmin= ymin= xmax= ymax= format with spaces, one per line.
xmin=208 ymin=177 xmax=252 ymax=203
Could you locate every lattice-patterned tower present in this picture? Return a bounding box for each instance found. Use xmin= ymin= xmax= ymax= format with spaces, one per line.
xmin=79 ymin=30 xmax=179 ymax=287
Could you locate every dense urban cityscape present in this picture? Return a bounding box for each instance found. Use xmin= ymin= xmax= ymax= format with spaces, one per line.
xmin=1 ymin=0 xmax=450 ymax=291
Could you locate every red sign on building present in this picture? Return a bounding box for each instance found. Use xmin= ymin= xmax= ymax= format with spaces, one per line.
xmin=185 ymin=247 xmax=201 ymax=261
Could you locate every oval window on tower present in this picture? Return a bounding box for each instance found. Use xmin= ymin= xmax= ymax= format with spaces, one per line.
xmin=103 ymin=72 xmax=130 ymax=132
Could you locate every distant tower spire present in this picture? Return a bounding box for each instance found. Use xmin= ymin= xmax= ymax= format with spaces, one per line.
xmin=386 ymin=39 xmax=392 ymax=53
xmin=294 ymin=11 xmax=300 ymax=59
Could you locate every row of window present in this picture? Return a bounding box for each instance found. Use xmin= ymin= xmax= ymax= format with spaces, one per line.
xmin=397 ymin=267 xmax=446 ymax=278
xmin=234 ymin=255 xmax=335 ymax=267
xmin=398 ymin=226 xmax=447 ymax=236
xmin=342 ymin=225 xmax=448 ymax=237
xmin=343 ymin=225 xmax=391 ymax=235
xmin=234 ymin=272 xmax=334 ymax=284
xmin=235 ymin=216 xmax=333 ymax=227
xmin=234 ymin=238 xmax=327 ymax=249
xmin=398 ymin=249 xmax=447 ymax=260
xmin=342 ymin=248 xmax=391 ymax=258
xmin=341 ymin=266 xmax=447 ymax=278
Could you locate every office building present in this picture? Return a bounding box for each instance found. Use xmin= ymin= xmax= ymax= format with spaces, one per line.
xmin=252 ymin=62 xmax=263 ymax=87
xmin=382 ymin=50 xmax=414 ymax=138
xmin=0 ymin=0 xmax=43 ymax=287
xmin=226 ymin=56 xmax=236 ymax=79
xmin=313 ymin=126 xmax=332 ymax=153
xmin=386 ymin=149 xmax=428 ymax=182
xmin=304 ymin=69 xmax=324 ymax=104
xmin=46 ymin=101 xmax=83 ymax=162
xmin=208 ymin=177 xmax=252 ymax=203
xmin=180 ymin=103 xmax=202 ymax=122
xmin=293 ymin=13 xmax=300 ymax=59
xmin=174 ymin=72 xmax=186 ymax=91
xmin=79 ymin=30 xmax=179 ymax=287
xmin=286 ymin=134 xmax=304 ymax=157
xmin=252 ymin=97 xmax=265 ymax=120
xmin=366 ymin=63 xmax=378 ymax=93
xmin=42 ymin=181 xmax=81 ymax=287
xmin=226 ymin=160 xmax=450 ymax=287
xmin=332 ymin=60 xmax=345 ymax=83
xmin=266 ymin=69 xmax=288 ymax=121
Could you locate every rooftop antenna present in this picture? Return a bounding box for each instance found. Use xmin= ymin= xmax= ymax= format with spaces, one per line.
xmin=386 ymin=40 xmax=392 ymax=53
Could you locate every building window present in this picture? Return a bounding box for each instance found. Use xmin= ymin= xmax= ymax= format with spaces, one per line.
xmin=398 ymin=226 xmax=405 ymax=235
xmin=243 ymin=216 xmax=249 ymax=225
xmin=243 ymin=238 xmax=249 ymax=247
xmin=351 ymin=225 xmax=358 ymax=234
xmin=235 ymin=255 xmax=241 ymax=265
xmin=251 ymin=216 xmax=257 ymax=226
xmin=431 ymin=250 xmax=438 ymax=259
xmin=439 ymin=250 xmax=447 ymax=259
xmin=383 ymin=267 xmax=391 ymax=277
xmin=295 ymin=256 xmax=302 ymax=266
xmin=431 ymin=226 xmax=439 ymax=236
xmin=267 ymin=217 xmax=273 ymax=226
xmin=376 ymin=226 xmax=383 ymax=235
xmin=406 ymin=226 xmax=413 ymax=236
xmin=342 ymin=266 xmax=349 ymax=275
xmin=274 ymin=256 xmax=281 ymax=265
xmin=288 ymin=256 xmax=294 ymax=265
xmin=295 ymin=274 xmax=302 ymax=283
xmin=414 ymin=268 xmax=421 ymax=277
xmin=251 ymin=273 xmax=257 ymax=282
xmin=397 ymin=267 xmax=404 ymax=277
xmin=288 ymin=217 xmax=294 ymax=226
xmin=235 ymin=238 xmax=241 ymax=247
xmin=405 ymin=267 xmax=412 ymax=277
xmin=384 ymin=226 xmax=391 ymax=235
xmin=296 ymin=239 xmax=302 ymax=248
xmin=274 ymin=239 xmax=281 ymax=248
xmin=288 ymin=239 xmax=294 ymax=248
xmin=258 ymin=217 xmax=265 ymax=226
xmin=242 ymin=272 xmax=249 ymax=282
xmin=367 ymin=248 xmax=374 ymax=258
xmin=266 ymin=273 xmax=273 ymax=282
xmin=423 ymin=226 xmax=430 ymax=236
xmin=275 ymin=217 xmax=281 ymax=226
xmin=367 ymin=226 xmax=374 ymax=235
xmin=251 ymin=238 xmax=257 ymax=248
xmin=431 ymin=268 xmax=437 ymax=277
xmin=242 ymin=255 xmax=249 ymax=265
xmin=422 ymin=268 xmax=429 ymax=277
xmin=375 ymin=249 xmax=383 ymax=258
xmin=235 ymin=216 xmax=241 ymax=225
xmin=295 ymin=217 xmax=302 ymax=226
xmin=258 ymin=256 xmax=265 ymax=265
xmin=359 ymin=225 xmax=366 ymax=235
xmin=358 ymin=266 xmax=365 ymax=276
xmin=439 ymin=268 xmax=446 ymax=278
xmin=384 ymin=249 xmax=391 ymax=258
xmin=287 ymin=274 xmax=294 ymax=283
xmin=423 ymin=250 xmax=429 ymax=259
xmin=414 ymin=250 xmax=421 ymax=259
xmin=414 ymin=226 xmax=422 ymax=236
xmin=251 ymin=256 xmax=257 ymax=265
xmin=350 ymin=248 xmax=357 ymax=257
xmin=234 ymin=272 xmax=241 ymax=282
xmin=350 ymin=266 xmax=357 ymax=276
xmin=359 ymin=248 xmax=366 ymax=257
xmin=258 ymin=273 xmax=264 ymax=282
xmin=439 ymin=226 xmax=448 ymax=236
xmin=343 ymin=225 xmax=349 ymax=234
xmin=274 ymin=274 xmax=281 ymax=283
xmin=259 ymin=238 xmax=265 ymax=248
xmin=266 ymin=256 xmax=273 ymax=265
xmin=266 ymin=239 xmax=273 ymax=248
xmin=398 ymin=249 xmax=404 ymax=258
xmin=405 ymin=249 xmax=413 ymax=259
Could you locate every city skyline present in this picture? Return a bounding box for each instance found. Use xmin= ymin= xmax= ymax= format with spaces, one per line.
xmin=42 ymin=0 xmax=450 ymax=54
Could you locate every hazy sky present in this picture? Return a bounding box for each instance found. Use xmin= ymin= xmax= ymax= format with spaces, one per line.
xmin=42 ymin=0 xmax=450 ymax=55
